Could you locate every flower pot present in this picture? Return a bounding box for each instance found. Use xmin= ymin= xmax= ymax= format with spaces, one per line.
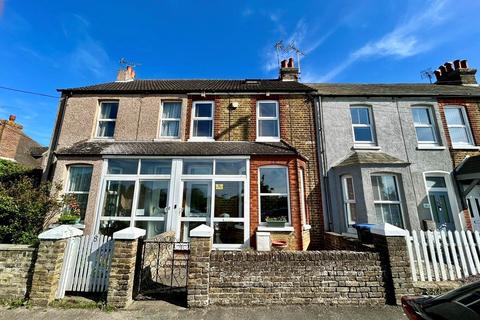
xmin=267 ymin=221 xmax=286 ymax=228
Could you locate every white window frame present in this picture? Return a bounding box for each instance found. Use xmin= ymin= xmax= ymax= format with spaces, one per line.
xmin=95 ymin=101 xmax=119 ymax=139
xmin=256 ymin=100 xmax=280 ymax=142
xmin=299 ymin=169 xmax=307 ymax=226
xmin=190 ymin=101 xmax=214 ymax=141
xmin=158 ymin=100 xmax=182 ymax=139
xmin=444 ymin=105 xmax=475 ymax=147
xmin=341 ymin=175 xmax=356 ymax=232
xmin=350 ymin=106 xmax=376 ymax=146
xmin=371 ymin=174 xmax=405 ymax=228
xmin=65 ymin=164 xmax=93 ymax=221
xmin=258 ymin=165 xmax=291 ymax=227
xmin=411 ymin=106 xmax=439 ymax=146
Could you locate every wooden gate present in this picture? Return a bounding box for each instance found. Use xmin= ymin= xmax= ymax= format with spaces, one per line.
xmin=57 ymin=234 xmax=114 ymax=298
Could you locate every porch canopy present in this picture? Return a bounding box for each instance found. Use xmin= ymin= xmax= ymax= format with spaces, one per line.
xmin=455 ymin=155 xmax=480 ymax=196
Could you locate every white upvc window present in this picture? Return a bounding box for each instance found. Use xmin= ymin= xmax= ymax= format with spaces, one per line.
xmin=65 ymin=165 xmax=93 ymax=221
xmin=299 ymin=169 xmax=307 ymax=226
xmin=350 ymin=106 xmax=376 ymax=145
xmin=190 ymin=101 xmax=214 ymax=140
xmin=96 ymin=101 xmax=119 ymax=138
xmin=371 ymin=174 xmax=404 ymax=228
xmin=411 ymin=106 xmax=439 ymax=145
xmin=341 ymin=175 xmax=357 ymax=230
xmin=444 ymin=106 xmax=475 ymax=147
xmin=257 ymin=101 xmax=280 ymax=141
xmin=258 ymin=166 xmax=290 ymax=224
xmin=159 ymin=101 xmax=182 ymax=139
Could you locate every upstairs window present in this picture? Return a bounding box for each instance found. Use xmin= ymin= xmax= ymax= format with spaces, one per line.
xmin=160 ymin=101 xmax=181 ymax=138
xmin=411 ymin=106 xmax=438 ymax=145
xmin=66 ymin=165 xmax=93 ymax=220
xmin=259 ymin=166 xmax=290 ymax=224
xmin=257 ymin=101 xmax=280 ymax=141
xmin=191 ymin=101 xmax=214 ymax=139
xmin=444 ymin=106 xmax=474 ymax=147
xmin=96 ymin=101 xmax=118 ymax=138
xmin=350 ymin=106 xmax=375 ymax=145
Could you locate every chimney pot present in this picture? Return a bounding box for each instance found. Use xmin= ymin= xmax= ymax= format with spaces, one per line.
xmin=460 ymin=59 xmax=468 ymax=68
xmin=453 ymin=60 xmax=461 ymax=70
xmin=434 ymin=69 xmax=442 ymax=80
xmin=444 ymin=62 xmax=453 ymax=72
xmin=281 ymin=60 xmax=287 ymax=68
xmin=288 ymin=57 xmax=294 ymax=68
xmin=8 ymin=115 xmax=16 ymax=122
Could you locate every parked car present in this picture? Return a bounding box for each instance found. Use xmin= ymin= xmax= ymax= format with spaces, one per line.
xmin=401 ymin=281 xmax=480 ymax=319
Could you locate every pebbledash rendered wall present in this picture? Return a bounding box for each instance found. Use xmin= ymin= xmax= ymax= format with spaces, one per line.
xmin=208 ymin=250 xmax=385 ymax=305
xmin=0 ymin=244 xmax=37 ymax=300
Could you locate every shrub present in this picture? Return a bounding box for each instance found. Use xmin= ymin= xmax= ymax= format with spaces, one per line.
xmin=0 ymin=176 xmax=61 ymax=245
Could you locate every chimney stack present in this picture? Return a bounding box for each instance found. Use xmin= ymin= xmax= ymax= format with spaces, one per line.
xmin=116 ymin=65 xmax=136 ymax=82
xmin=434 ymin=59 xmax=477 ymax=85
xmin=0 ymin=115 xmax=24 ymax=161
xmin=279 ymin=57 xmax=299 ymax=82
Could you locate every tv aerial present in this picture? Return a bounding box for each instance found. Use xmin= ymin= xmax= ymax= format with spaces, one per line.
xmin=119 ymin=58 xmax=142 ymax=68
xmin=420 ymin=68 xmax=434 ymax=83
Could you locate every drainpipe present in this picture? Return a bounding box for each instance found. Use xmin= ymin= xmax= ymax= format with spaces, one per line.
xmin=44 ymin=92 xmax=70 ymax=181
xmin=314 ymin=95 xmax=334 ymax=231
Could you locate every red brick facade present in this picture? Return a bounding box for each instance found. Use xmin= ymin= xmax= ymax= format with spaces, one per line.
xmin=183 ymin=94 xmax=322 ymax=249
xmin=438 ymin=98 xmax=480 ymax=230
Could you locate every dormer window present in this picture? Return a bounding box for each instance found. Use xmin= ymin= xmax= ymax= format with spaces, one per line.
xmin=191 ymin=101 xmax=214 ymax=140
xmin=257 ymin=101 xmax=280 ymax=141
xmin=96 ymin=101 xmax=118 ymax=138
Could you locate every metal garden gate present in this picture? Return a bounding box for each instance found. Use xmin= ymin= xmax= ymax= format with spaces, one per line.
xmin=135 ymin=239 xmax=190 ymax=303
xmin=57 ymin=234 xmax=114 ymax=298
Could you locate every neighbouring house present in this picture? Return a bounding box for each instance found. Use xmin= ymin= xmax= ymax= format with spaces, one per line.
xmin=45 ymin=60 xmax=322 ymax=250
xmin=312 ymin=59 xmax=480 ymax=235
xmin=0 ymin=114 xmax=47 ymax=168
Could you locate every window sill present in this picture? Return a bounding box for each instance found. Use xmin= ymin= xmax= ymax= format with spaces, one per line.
xmin=257 ymin=225 xmax=294 ymax=232
xmin=352 ymin=145 xmax=380 ymax=150
xmin=302 ymin=224 xmax=311 ymax=231
xmin=91 ymin=138 xmax=115 ymax=142
xmin=452 ymin=145 xmax=480 ymax=150
xmin=416 ymin=145 xmax=446 ymax=150
xmin=154 ymin=138 xmax=181 ymax=142
xmin=256 ymin=138 xmax=281 ymax=142
xmin=188 ymin=138 xmax=215 ymax=142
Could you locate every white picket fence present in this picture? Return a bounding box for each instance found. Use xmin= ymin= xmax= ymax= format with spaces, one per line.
xmin=406 ymin=230 xmax=480 ymax=282
xmin=56 ymin=234 xmax=114 ymax=298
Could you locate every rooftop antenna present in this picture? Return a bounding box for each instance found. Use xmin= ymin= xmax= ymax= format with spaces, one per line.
xmin=288 ymin=41 xmax=305 ymax=75
xmin=420 ymin=68 xmax=434 ymax=84
xmin=274 ymin=41 xmax=284 ymax=68
xmin=119 ymin=57 xmax=142 ymax=68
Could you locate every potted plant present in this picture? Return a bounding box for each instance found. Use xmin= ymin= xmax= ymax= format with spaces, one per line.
xmin=266 ymin=216 xmax=287 ymax=228
xmin=58 ymin=195 xmax=81 ymax=225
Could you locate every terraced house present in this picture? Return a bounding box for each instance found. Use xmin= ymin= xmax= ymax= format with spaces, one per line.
xmin=313 ymin=59 xmax=480 ymax=235
xmin=45 ymin=59 xmax=321 ymax=251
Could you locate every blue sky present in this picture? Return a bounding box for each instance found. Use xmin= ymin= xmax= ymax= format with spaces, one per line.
xmin=0 ymin=0 xmax=479 ymax=145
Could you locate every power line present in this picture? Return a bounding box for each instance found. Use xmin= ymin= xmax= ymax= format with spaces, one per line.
xmin=0 ymin=86 xmax=58 ymax=99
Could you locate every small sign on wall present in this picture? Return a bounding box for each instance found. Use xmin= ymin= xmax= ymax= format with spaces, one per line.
xmin=215 ymin=183 xmax=224 ymax=190
xmin=423 ymin=202 xmax=431 ymax=209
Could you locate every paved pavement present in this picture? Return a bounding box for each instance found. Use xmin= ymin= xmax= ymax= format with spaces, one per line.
xmin=1 ymin=301 xmax=406 ymax=320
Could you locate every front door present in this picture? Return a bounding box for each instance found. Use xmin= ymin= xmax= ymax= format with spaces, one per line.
xmin=467 ymin=186 xmax=480 ymax=231
xmin=429 ymin=191 xmax=454 ymax=231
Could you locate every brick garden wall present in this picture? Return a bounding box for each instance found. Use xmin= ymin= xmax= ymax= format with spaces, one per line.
xmin=207 ymin=250 xmax=385 ymax=306
xmin=323 ymin=232 xmax=374 ymax=252
xmin=0 ymin=244 xmax=37 ymax=301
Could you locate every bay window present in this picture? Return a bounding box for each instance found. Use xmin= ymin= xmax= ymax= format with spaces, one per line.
xmin=444 ymin=106 xmax=475 ymax=147
xmin=257 ymin=101 xmax=280 ymax=141
xmin=65 ymin=165 xmax=93 ymax=221
xmin=259 ymin=166 xmax=290 ymax=224
xmin=191 ymin=101 xmax=214 ymax=139
xmin=96 ymin=101 xmax=118 ymax=138
xmin=371 ymin=175 xmax=404 ymax=228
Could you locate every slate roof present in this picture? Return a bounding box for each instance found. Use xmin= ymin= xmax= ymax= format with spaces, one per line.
xmin=309 ymin=83 xmax=480 ymax=97
xmin=456 ymin=155 xmax=480 ymax=179
xmin=58 ymin=80 xmax=315 ymax=94
xmin=55 ymin=140 xmax=306 ymax=159
xmin=334 ymin=151 xmax=408 ymax=167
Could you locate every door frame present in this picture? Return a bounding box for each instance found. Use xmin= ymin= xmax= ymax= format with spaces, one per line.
xmin=423 ymin=171 xmax=464 ymax=231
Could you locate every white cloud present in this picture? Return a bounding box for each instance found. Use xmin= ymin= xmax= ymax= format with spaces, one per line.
xmin=317 ymin=0 xmax=450 ymax=82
